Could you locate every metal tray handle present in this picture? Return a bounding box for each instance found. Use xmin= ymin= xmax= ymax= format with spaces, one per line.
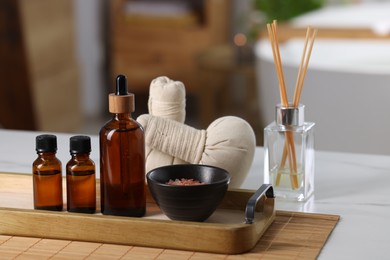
xmin=245 ymin=184 xmax=274 ymax=224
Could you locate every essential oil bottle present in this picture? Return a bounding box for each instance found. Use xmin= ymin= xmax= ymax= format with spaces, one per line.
xmin=33 ymin=134 xmax=63 ymax=211
xmin=99 ymin=75 xmax=146 ymax=217
xmin=66 ymin=135 xmax=96 ymax=213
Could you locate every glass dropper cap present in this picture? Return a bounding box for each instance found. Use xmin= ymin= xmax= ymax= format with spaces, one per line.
xmin=108 ymin=75 xmax=135 ymax=114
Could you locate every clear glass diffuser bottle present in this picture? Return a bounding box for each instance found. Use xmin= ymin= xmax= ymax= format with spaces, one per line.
xmin=264 ymin=104 xmax=315 ymax=201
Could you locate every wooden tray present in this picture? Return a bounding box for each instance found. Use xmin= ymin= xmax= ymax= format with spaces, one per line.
xmin=0 ymin=211 xmax=340 ymax=259
xmin=0 ymin=172 xmax=275 ymax=254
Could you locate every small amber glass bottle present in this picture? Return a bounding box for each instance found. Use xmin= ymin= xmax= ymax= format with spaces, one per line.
xmin=66 ymin=135 xmax=96 ymax=213
xmin=33 ymin=134 xmax=63 ymax=211
xmin=100 ymin=75 xmax=146 ymax=217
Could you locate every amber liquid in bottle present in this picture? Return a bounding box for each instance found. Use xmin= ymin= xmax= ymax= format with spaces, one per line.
xmin=67 ymin=153 xmax=96 ymax=213
xmin=100 ymin=113 xmax=146 ymax=217
xmin=33 ymin=152 xmax=63 ymax=211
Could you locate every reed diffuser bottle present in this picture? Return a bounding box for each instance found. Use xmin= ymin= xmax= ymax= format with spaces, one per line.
xmin=264 ymin=20 xmax=317 ymax=201
xmin=264 ymin=104 xmax=315 ymax=201
xmin=33 ymin=134 xmax=63 ymax=211
xmin=100 ymin=75 xmax=146 ymax=217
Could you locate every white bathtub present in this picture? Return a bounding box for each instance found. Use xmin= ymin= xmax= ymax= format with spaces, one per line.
xmin=255 ymin=39 xmax=390 ymax=155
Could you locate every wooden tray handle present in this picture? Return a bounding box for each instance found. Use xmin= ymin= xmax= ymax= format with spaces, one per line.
xmin=245 ymin=184 xmax=274 ymax=224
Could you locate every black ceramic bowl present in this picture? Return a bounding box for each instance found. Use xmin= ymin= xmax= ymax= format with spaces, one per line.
xmin=146 ymin=164 xmax=230 ymax=222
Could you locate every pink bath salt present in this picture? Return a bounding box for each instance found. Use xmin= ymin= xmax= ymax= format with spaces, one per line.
xmin=166 ymin=178 xmax=207 ymax=186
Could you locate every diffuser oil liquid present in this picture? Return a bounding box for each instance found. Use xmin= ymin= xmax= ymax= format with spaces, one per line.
xmin=269 ymin=167 xmax=306 ymax=201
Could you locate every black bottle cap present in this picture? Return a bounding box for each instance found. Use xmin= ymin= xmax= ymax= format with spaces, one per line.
xmin=116 ymin=74 xmax=128 ymax=95
xmin=36 ymin=134 xmax=57 ymax=153
xmin=69 ymin=135 xmax=91 ymax=154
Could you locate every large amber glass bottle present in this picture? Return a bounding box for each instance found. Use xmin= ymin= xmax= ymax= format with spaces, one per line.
xmin=33 ymin=134 xmax=63 ymax=211
xmin=99 ymin=75 xmax=146 ymax=217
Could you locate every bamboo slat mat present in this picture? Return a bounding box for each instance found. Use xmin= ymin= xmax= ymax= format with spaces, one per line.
xmin=0 ymin=210 xmax=339 ymax=260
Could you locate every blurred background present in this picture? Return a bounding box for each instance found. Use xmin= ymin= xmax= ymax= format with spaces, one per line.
xmin=1 ymin=0 xmax=390 ymax=154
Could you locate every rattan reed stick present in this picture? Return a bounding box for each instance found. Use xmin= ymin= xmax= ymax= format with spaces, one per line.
xmin=267 ymin=22 xmax=317 ymax=190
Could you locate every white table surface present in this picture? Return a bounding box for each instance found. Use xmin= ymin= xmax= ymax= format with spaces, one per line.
xmin=0 ymin=129 xmax=389 ymax=259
